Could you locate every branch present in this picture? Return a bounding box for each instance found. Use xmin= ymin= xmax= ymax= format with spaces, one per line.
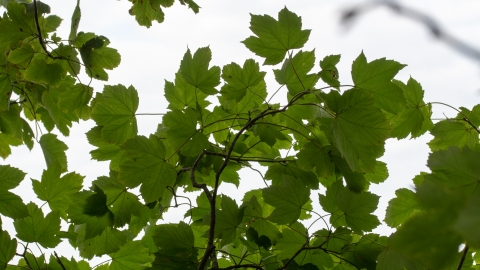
xmin=189 ymin=150 xmax=212 ymax=201
xmin=53 ymin=251 xmax=66 ymax=270
xmin=204 ymin=151 xmax=289 ymax=164
xmin=217 ymin=264 xmax=264 ymax=270
xmin=457 ymin=245 xmax=469 ymax=270
xmin=33 ymin=0 xmax=54 ymax=58
xmin=342 ymin=1 xmax=480 ymax=62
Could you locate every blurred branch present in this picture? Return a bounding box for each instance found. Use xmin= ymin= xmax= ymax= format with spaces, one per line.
xmin=341 ymin=0 xmax=480 ymax=62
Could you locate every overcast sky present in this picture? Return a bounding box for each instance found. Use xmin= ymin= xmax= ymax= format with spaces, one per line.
xmin=2 ymin=0 xmax=480 ymax=263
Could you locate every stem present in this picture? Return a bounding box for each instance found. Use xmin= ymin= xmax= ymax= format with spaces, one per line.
xmin=33 ymin=0 xmax=53 ymax=58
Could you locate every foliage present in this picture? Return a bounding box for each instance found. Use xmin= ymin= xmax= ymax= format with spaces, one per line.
xmin=0 ymin=0 xmax=479 ymax=269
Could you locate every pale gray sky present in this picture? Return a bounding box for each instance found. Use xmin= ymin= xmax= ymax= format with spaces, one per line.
xmin=2 ymin=0 xmax=480 ymax=264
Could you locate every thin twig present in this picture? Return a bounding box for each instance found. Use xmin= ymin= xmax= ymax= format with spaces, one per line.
xmin=457 ymin=245 xmax=469 ymax=270
xmin=53 ymin=251 xmax=66 ymax=270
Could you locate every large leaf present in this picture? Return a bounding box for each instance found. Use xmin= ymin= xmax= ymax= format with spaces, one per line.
xmin=262 ymin=174 xmax=310 ymax=225
xmin=321 ymin=88 xmax=391 ymax=173
xmin=179 ymin=47 xmax=220 ymax=95
xmin=385 ymin=188 xmax=421 ymax=228
xmin=242 ymin=7 xmax=311 ymax=65
xmin=91 ymin=84 xmax=138 ymax=144
xmin=118 ymin=135 xmax=176 ymax=203
xmin=0 ymin=166 xmax=28 ymax=219
xmin=213 ymin=195 xmax=245 ymax=247
xmin=13 ymin=203 xmax=61 ymax=248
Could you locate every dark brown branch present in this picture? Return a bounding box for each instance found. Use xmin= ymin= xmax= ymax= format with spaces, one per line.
xmin=53 ymin=251 xmax=66 ymax=270
xmin=217 ymin=264 xmax=264 ymax=270
xmin=457 ymin=245 xmax=469 ymax=270
xmin=33 ymin=0 xmax=54 ymax=58
xmin=204 ymin=151 xmax=288 ymax=164
xmin=190 ymin=150 xmax=212 ymax=200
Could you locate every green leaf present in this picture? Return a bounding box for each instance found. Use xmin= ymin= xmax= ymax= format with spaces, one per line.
xmin=385 ymin=188 xmax=421 ymax=228
xmin=265 ymin=161 xmax=319 ymax=189
xmin=242 ymin=7 xmax=311 ymax=65
xmin=219 ymin=80 xmax=267 ymax=116
xmin=220 ymin=59 xmax=266 ymax=102
xmin=110 ymin=241 xmax=153 ymax=270
xmin=39 ymin=133 xmax=68 ymax=172
xmin=0 ymin=165 xmax=25 ymax=190
xmin=31 ymin=162 xmax=83 ymax=214
xmin=180 ymin=47 xmax=220 ymax=95
xmin=152 ymin=222 xmax=198 ymax=269
xmin=274 ymin=50 xmax=318 ymax=95
xmin=79 ymin=35 xmax=121 ymax=80
xmin=94 ymin=175 xmax=143 ymax=227
xmin=262 ymin=174 xmax=310 ymax=225
xmin=118 ymin=135 xmax=176 ymax=203
xmin=86 ymin=126 xmax=127 ymax=171
xmin=453 ymin=192 xmax=480 ymax=248
xmin=179 ymin=0 xmax=200 ymax=13
xmin=351 ymin=52 xmax=406 ymax=113
xmin=66 ymin=190 xmax=113 ymax=239
xmin=7 ymin=42 xmax=35 ymax=66
xmin=428 ymin=120 xmax=478 ymax=151
xmin=24 ymin=58 xmax=66 ymax=87
xmin=77 ymin=226 xmax=128 ymax=259
xmin=58 ymin=83 xmax=93 ymax=120
xmin=276 ymin=225 xmax=306 ymax=260
xmin=0 ymin=231 xmax=16 ymax=270
xmin=320 ymin=180 xmax=380 ymax=232
xmin=319 ymin=54 xmax=341 ymax=88
xmin=14 ymin=203 xmax=61 ymax=248
xmin=129 ymin=0 xmax=166 ymax=27
xmin=164 ymin=72 xmax=209 ymax=110
xmin=376 ymin=248 xmax=428 ymax=270
xmin=213 ymin=195 xmax=245 ymax=247
xmin=91 ymin=84 xmax=138 ymax=144
xmin=296 ymin=142 xmax=335 ymax=182
xmin=322 ymin=88 xmax=391 ymax=173
xmin=364 ymin=160 xmax=388 ymax=184
xmin=162 ymin=109 xmax=209 ymax=157
xmin=341 ymin=234 xmax=386 ymax=269
xmin=0 ymin=3 xmax=34 ymax=46
xmin=68 ymin=0 xmax=81 ymax=44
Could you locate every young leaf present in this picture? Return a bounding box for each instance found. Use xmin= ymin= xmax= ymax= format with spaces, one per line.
xmin=109 ymin=241 xmax=153 ymax=270
xmin=14 ymin=203 xmax=61 ymax=248
xmin=118 ymin=135 xmax=176 ymax=203
xmin=39 ymin=133 xmax=68 ymax=172
xmin=180 ymin=47 xmax=220 ymax=95
xmin=91 ymin=84 xmax=138 ymax=144
xmin=262 ymin=174 xmax=310 ymax=225
xmin=242 ymin=7 xmax=311 ymax=65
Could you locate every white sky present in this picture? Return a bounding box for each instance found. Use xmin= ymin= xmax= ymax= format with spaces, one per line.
xmin=1 ymin=0 xmax=480 ymax=264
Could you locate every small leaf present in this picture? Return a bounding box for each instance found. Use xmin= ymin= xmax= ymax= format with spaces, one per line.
xmin=319 ymin=54 xmax=341 ymax=88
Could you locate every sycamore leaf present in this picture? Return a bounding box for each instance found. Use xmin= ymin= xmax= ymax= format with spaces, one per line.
xmin=110 ymin=241 xmax=153 ymax=270
xmin=180 ymin=47 xmax=220 ymax=95
xmin=352 ymin=52 xmax=406 ymax=113
xmin=39 ymin=133 xmax=68 ymax=172
xmin=24 ymin=58 xmax=66 ymax=87
xmin=385 ymin=188 xmax=421 ymax=228
xmin=341 ymin=234 xmax=387 ymax=269
xmin=376 ymin=248 xmax=428 ymax=270
xmin=274 ymin=50 xmax=318 ymax=95
xmin=262 ymin=175 xmax=310 ymax=225
xmin=265 ymin=161 xmax=319 ymax=189
xmin=219 ymin=80 xmax=267 ymax=116
xmin=428 ymin=120 xmax=478 ymax=151
xmin=91 ymin=84 xmax=138 ymax=144
xmin=129 ymin=0 xmax=166 ymax=27
xmin=118 ymin=135 xmax=176 ymax=203
xmin=79 ymin=35 xmax=121 ymax=80
xmin=220 ymin=59 xmax=266 ymax=102
xmin=276 ymin=224 xmax=307 ymax=260
xmin=319 ymin=54 xmax=341 ymax=88
xmin=14 ymin=203 xmax=61 ymax=248
xmin=0 ymin=230 xmax=16 ymax=270
xmin=162 ymin=109 xmax=209 ymax=157
xmin=296 ymin=142 xmax=335 ymax=182
xmin=31 ymin=162 xmax=83 ymax=214
xmin=0 ymin=3 xmax=34 ymax=46
xmin=322 ymin=88 xmax=391 ymax=173
xmin=242 ymin=7 xmax=311 ymax=65
xmin=320 ymin=180 xmax=379 ymax=232
xmin=152 ymin=222 xmax=198 ymax=268
xmin=0 ymin=169 xmax=29 ymax=219
xmin=213 ymin=195 xmax=245 ymax=247
xmin=57 ymin=83 xmax=93 ymax=120
xmin=77 ymin=226 xmax=128 ymax=259
xmin=86 ymin=126 xmax=127 ymax=171
xmin=66 ymin=190 xmax=113 ymax=239
xmin=0 ymin=165 xmax=25 ymax=190
xmin=94 ymin=175 xmax=143 ymax=227
xmin=164 ymin=72 xmax=209 ymax=110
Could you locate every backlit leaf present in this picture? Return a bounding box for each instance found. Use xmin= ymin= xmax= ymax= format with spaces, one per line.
xmin=14 ymin=203 xmax=61 ymax=248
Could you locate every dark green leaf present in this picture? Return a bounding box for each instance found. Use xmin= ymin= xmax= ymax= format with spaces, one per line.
xmin=0 ymin=230 xmax=16 ymax=270
xmin=164 ymin=72 xmax=209 ymax=110
xmin=14 ymin=203 xmax=61 ymax=248
xmin=220 ymin=59 xmax=266 ymax=102
xmin=319 ymin=54 xmax=341 ymax=88
xmin=274 ymin=50 xmax=318 ymax=95
xmin=385 ymin=188 xmax=421 ymax=228
xmin=109 ymin=241 xmax=153 ymax=270
xmin=39 ymin=133 xmax=68 ymax=172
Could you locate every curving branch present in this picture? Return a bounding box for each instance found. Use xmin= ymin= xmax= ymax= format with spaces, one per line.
xmin=341 ymin=1 xmax=480 ymax=62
